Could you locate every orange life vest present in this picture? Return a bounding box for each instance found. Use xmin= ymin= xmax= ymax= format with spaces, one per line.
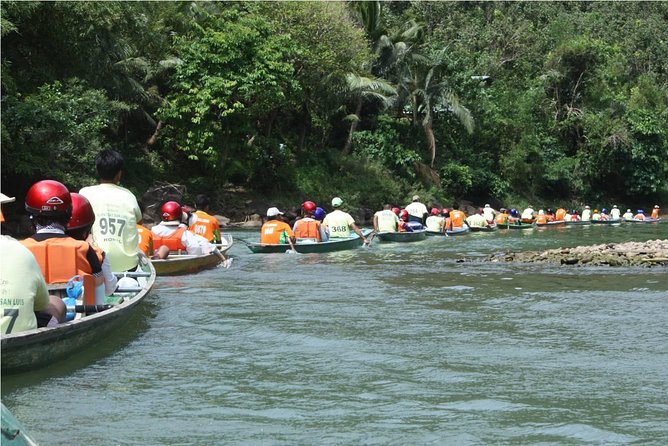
xmin=536 ymin=214 xmax=547 ymax=224
xmin=555 ymin=208 xmax=566 ymax=221
xmin=495 ymin=213 xmax=508 ymax=225
xmin=136 ymin=224 xmax=153 ymax=255
xmin=450 ymin=210 xmax=465 ymax=228
xmin=651 ymin=209 xmax=659 ymax=219
xmin=294 ymin=218 xmax=321 ymax=241
xmin=21 ymin=237 xmax=96 ymax=305
xmin=152 ymin=227 xmax=187 ymax=252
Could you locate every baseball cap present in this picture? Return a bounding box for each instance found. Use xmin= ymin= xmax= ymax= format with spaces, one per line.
xmin=267 ymin=207 xmax=283 ymax=217
xmin=0 ymin=193 xmax=15 ymax=204
xmin=331 ymin=197 xmax=343 ymax=208
xmin=412 ymin=195 xmax=420 ymax=201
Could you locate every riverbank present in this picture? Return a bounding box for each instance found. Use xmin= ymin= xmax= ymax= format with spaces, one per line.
xmin=484 ymin=239 xmax=668 ymax=267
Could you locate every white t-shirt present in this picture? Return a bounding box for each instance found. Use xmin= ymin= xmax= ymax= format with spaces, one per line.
xmin=405 ymin=202 xmax=428 ymax=220
xmin=79 ymin=183 xmax=141 ymax=271
xmin=323 ymin=210 xmax=356 ymax=238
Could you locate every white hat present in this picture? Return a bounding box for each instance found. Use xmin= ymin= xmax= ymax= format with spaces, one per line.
xmin=331 ymin=197 xmax=343 ymax=208
xmin=585 ymin=205 xmax=590 ymax=209
xmin=267 ymin=207 xmax=283 ymax=217
xmin=654 ymin=205 xmax=660 ymax=208
xmin=412 ymin=195 xmax=420 ymax=201
xmin=0 ymin=193 xmax=15 ymax=204
xmin=484 ymin=204 xmax=490 ymax=208
xmin=613 ymin=205 xmax=618 ymax=208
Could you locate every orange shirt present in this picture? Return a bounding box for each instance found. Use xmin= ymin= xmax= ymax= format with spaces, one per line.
xmin=651 ymin=208 xmax=659 ymax=219
xmin=260 ymin=220 xmax=295 ymax=244
xmin=188 ymin=210 xmax=221 ymax=243
xmin=495 ymin=213 xmax=508 ymax=225
xmin=136 ymin=224 xmax=153 ymax=255
xmin=555 ymin=208 xmax=566 ymax=221
xmin=450 ymin=210 xmax=466 ymax=228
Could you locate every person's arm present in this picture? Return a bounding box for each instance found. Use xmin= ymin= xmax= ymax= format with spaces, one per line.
xmin=373 ymin=214 xmax=379 ymax=232
xmin=350 ymin=223 xmax=368 ymax=244
xmin=100 ymin=254 xmax=119 ymax=295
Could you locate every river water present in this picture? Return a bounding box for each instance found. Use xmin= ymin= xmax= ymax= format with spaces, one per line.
xmin=3 ymin=223 xmax=667 ymax=445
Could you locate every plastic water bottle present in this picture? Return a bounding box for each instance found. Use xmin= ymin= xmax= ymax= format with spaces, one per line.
xmin=64 ymin=275 xmax=83 ymax=321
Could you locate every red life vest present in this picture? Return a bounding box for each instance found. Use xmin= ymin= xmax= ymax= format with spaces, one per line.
xmin=21 ymin=237 xmax=96 ymax=305
xmin=294 ymin=218 xmax=321 ymax=241
xmin=153 ymin=227 xmax=187 ymax=252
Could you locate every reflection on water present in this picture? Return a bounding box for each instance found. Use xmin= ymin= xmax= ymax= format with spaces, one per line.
xmin=3 ymin=223 xmax=667 ymax=445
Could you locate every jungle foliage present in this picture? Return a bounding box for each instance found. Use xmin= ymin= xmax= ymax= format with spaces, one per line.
xmin=2 ymin=1 xmax=667 ymax=211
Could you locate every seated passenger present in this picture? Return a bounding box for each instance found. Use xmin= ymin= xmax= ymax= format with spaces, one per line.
xmin=424 ymin=208 xmax=444 ymax=232
xmin=136 ymin=202 xmax=154 ymax=257
xmin=466 ymin=208 xmax=489 ymax=228
xmin=495 ymin=208 xmax=509 ymax=225
xmin=622 ymin=209 xmax=634 ymax=221
xmin=398 ymin=210 xmax=414 ymax=232
xmin=581 ymin=205 xmax=592 ymax=221
xmin=521 ymin=206 xmax=535 ymax=223
xmin=482 ymin=204 xmax=496 ymax=223
xmin=507 ymin=208 xmax=520 ymax=223
xmin=610 ymin=205 xmax=621 ymax=220
xmin=293 ymin=201 xmax=327 ymax=241
xmin=545 ymin=208 xmax=556 ymax=222
xmin=67 ymin=193 xmax=118 ymax=302
xmin=599 ymin=208 xmax=609 ymax=221
xmin=633 ymin=209 xmax=645 ymax=221
xmin=20 ymin=180 xmax=103 ymax=307
xmin=570 ymin=210 xmax=581 ymax=222
xmin=555 ymin=208 xmax=567 ymax=222
xmin=591 ymin=209 xmax=601 ymax=221
xmin=535 ymin=210 xmax=548 ymax=225
xmin=151 ymin=201 xmax=220 ymax=258
xmin=374 ymin=204 xmax=400 ymax=233
xmin=313 ymin=207 xmax=329 ymax=241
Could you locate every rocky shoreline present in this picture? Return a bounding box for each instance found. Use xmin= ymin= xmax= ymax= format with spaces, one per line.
xmin=485 ymin=239 xmax=668 ymax=267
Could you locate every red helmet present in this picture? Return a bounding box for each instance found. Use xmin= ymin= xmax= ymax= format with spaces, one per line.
xmin=441 ymin=208 xmax=449 ymax=215
xmin=431 ymin=207 xmax=440 ymax=215
xmin=161 ymin=201 xmax=182 ymax=221
xmin=392 ymin=207 xmax=400 ymax=215
xmin=302 ymin=201 xmax=316 ymax=212
xmin=399 ymin=209 xmax=409 ymax=220
xmin=67 ymin=193 xmax=95 ymax=230
xmin=25 ymin=180 xmax=72 ymax=217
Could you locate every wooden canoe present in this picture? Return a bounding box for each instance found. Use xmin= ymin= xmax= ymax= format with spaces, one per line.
xmin=468 ymin=223 xmax=497 ymax=232
xmin=246 ymin=229 xmax=372 ymax=254
xmin=536 ymin=220 xmax=566 ymax=227
xmin=564 ymin=220 xmax=591 ymax=226
xmin=376 ymin=229 xmax=427 ymax=242
xmin=446 ymin=226 xmax=470 ymax=235
xmin=151 ymin=233 xmax=232 ymax=275
xmin=628 ymin=218 xmax=661 ymax=224
xmin=1 ymin=254 xmax=155 ymax=375
xmin=591 ymin=219 xmax=623 ymax=225
xmin=502 ymin=222 xmax=536 ymax=229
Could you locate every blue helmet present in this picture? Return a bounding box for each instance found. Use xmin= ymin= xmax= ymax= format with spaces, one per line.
xmin=313 ymin=207 xmax=326 ymax=221
xmin=510 ymin=208 xmax=518 ymax=217
xmin=601 ymin=208 xmax=608 ymax=214
xmin=637 ymin=209 xmax=644 ymax=214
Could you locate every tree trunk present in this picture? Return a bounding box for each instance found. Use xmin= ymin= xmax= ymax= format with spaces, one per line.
xmin=424 ymin=117 xmax=436 ymax=167
xmin=342 ymin=98 xmax=363 ymax=155
xmin=146 ymin=120 xmax=163 ymax=146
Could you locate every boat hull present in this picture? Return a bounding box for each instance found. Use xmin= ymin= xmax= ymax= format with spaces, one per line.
xmin=536 ymin=221 xmax=566 ymax=227
xmin=446 ymin=226 xmax=470 ymax=235
xmin=152 ymin=234 xmax=232 ymax=275
xmin=377 ymin=230 xmax=427 ymax=242
xmin=247 ymin=229 xmax=372 ymax=253
xmin=1 ymin=254 xmax=155 ymax=374
xmin=469 ymin=224 xmax=497 ymax=232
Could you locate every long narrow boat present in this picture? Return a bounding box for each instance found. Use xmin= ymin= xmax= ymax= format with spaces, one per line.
xmin=1 ymin=254 xmax=155 ymax=375
xmin=151 ymin=233 xmax=233 ymax=275
xmin=446 ymin=226 xmax=470 ymax=235
xmin=1 ymin=402 xmax=39 ymax=445
xmin=468 ymin=223 xmax=498 ymax=232
xmin=502 ymin=222 xmax=536 ymax=229
xmin=564 ymin=220 xmax=591 ymax=226
xmin=245 ymin=229 xmax=372 ymax=254
xmin=628 ymin=218 xmax=662 ymax=224
xmin=591 ymin=219 xmax=623 ymax=225
xmin=377 ymin=229 xmax=427 ymax=242
xmin=536 ymin=220 xmax=566 ymax=227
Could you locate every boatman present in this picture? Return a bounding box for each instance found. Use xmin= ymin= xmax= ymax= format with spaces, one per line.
xmin=622 ymin=209 xmax=634 ymax=221
xmin=323 ymin=197 xmax=369 ymax=244
xmin=79 ymin=149 xmax=142 ymax=272
xmin=374 ymin=204 xmax=400 ymax=233
xmin=581 ymin=205 xmax=592 ymax=221
xmin=482 ymin=204 xmax=496 ymax=223
xmin=465 ymin=208 xmax=489 ymax=228
xmin=651 ymin=205 xmax=660 ymax=219
xmin=610 ymin=205 xmax=621 ymax=220
xmin=405 ymin=195 xmax=428 ymax=224
xmin=188 ymin=194 xmax=221 ymax=243
xmin=261 ymin=207 xmax=296 ymax=244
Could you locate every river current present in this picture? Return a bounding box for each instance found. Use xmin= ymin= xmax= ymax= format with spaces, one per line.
xmin=3 ymin=223 xmax=667 ymax=445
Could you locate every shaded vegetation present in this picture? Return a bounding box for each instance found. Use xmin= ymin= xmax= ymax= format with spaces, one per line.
xmin=2 ymin=1 xmax=667 ymax=213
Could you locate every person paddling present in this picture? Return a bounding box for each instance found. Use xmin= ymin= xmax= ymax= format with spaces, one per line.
xmin=261 ymin=207 xmax=296 ymax=245
xmin=374 ymin=204 xmax=400 ymax=233
xmin=323 ymin=197 xmax=369 ymax=244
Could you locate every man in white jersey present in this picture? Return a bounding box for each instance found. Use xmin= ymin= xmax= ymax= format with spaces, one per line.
xmin=323 ymin=197 xmax=369 ymax=244
xmin=374 ymin=204 xmax=399 ymax=233
xmin=79 ymin=150 xmax=141 ymax=272
xmin=405 ymin=195 xmax=428 ymax=224
xmin=610 ymin=205 xmax=621 ymax=220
